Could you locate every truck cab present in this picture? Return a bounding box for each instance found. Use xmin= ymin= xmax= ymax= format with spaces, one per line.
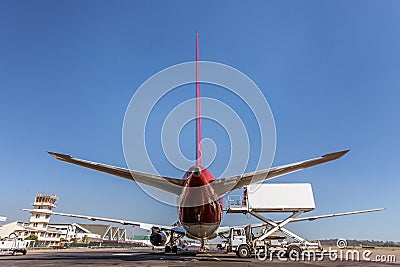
xmin=230 ymin=228 xmax=247 ymax=248
xmin=226 ymin=226 xmax=253 ymax=258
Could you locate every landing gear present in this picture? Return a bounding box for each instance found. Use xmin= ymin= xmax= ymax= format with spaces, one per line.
xmin=198 ymin=238 xmax=207 ymax=253
xmin=164 ymin=230 xmax=184 ymax=254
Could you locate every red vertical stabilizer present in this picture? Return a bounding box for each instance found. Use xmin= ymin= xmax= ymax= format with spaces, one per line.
xmin=196 ymin=33 xmax=202 ymax=166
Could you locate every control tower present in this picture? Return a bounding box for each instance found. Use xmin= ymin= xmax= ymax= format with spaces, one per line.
xmin=27 ymin=193 xmax=60 ymax=245
xmin=0 ymin=216 xmax=6 ymax=232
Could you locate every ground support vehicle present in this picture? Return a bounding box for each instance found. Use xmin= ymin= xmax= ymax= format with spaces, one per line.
xmin=222 ymin=184 xmax=322 ymax=258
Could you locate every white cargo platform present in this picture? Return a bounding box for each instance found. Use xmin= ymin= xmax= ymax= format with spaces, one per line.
xmin=223 ymin=183 xmax=383 ymax=250
xmin=226 ymin=183 xmax=316 ymax=213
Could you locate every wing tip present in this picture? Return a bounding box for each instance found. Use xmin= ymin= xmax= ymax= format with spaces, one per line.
xmin=322 ymin=149 xmax=350 ymax=159
xmin=48 ymin=151 xmax=72 ymax=161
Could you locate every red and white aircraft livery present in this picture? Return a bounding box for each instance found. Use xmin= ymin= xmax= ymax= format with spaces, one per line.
xmin=24 ymin=34 xmax=381 ymax=251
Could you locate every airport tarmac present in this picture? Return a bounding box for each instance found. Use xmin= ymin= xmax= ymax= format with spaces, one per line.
xmin=0 ymin=247 xmax=399 ymax=267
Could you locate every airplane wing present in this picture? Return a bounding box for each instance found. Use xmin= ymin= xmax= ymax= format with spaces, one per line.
xmin=216 ymin=226 xmax=232 ymax=235
xmin=217 ymin=208 xmax=384 ymax=233
xmin=48 ymin=152 xmax=184 ymax=195
xmin=286 ymin=208 xmax=385 ymax=223
xmin=22 ymin=209 xmax=185 ymax=234
xmin=213 ymin=150 xmax=350 ymax=196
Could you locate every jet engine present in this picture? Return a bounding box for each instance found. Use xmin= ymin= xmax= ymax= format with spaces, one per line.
xmin=150 ymin=228 xmax=167 ymax=246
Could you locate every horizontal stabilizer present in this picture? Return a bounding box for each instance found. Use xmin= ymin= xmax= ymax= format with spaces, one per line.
xmin=214 ymin=149 xmax=350 ymax=196
xmin=48 ymin=152 xmax=184 ymax=195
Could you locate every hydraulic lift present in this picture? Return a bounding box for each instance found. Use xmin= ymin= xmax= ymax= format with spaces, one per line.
xmin=221 ymin=183 xmax=382 ymax=258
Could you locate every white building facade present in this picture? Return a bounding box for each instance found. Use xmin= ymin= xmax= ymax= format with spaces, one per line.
xmin=49 ymin=223 xmax=102 ymax=242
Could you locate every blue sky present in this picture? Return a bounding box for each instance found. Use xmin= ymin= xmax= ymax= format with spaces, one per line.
xmin=0 ymin=1 xmax=399 ymax=241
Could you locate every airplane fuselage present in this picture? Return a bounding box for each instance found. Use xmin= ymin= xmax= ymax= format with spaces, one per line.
xmin=178 ymin=166 xmax=222 ymax=239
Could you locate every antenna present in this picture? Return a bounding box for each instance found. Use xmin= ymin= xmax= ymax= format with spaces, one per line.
xmin=196 ymin=32 xmax=202 ymax=166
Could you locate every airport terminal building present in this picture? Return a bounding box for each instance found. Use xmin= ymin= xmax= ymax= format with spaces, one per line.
xmin=0 ymin=193 xmax=126 ymax=247
xmin=50 ymin=223 xmax=126 ymax=242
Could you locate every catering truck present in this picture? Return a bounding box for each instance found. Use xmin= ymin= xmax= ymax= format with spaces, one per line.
xmin=221 ymin=183 xmax=334 ymax=258
xmin=224 ymin=225 xmax=321 ymax=258
xmin=222 ymin=183 xmax=381 ymax=258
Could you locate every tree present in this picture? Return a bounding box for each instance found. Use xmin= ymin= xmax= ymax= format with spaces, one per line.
xmin=25 ymin=234 xmax=38 ymax=242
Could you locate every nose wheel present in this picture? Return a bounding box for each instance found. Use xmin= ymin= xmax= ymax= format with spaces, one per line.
xmin=198 ymin=238 xmax=207 ymax=253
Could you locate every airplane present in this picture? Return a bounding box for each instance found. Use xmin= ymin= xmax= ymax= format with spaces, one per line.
xmin=24 ymin=34 xmax=382 ymax=252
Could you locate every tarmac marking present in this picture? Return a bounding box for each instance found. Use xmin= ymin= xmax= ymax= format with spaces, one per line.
xmin=206 ymin=253 xmax=221 ymax=261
